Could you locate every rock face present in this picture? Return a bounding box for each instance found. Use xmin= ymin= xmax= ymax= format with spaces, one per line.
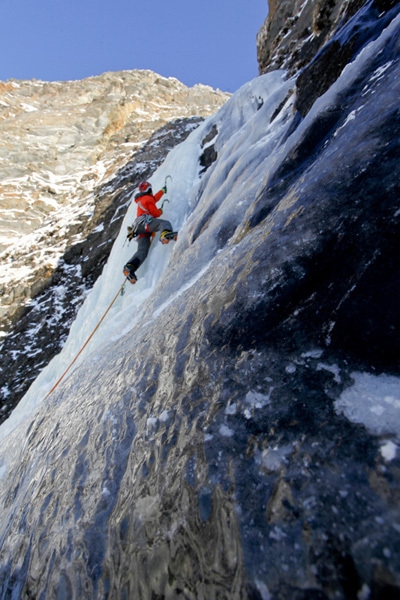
xmin=0 ymin=2 xmax=400 ymax=600
xmin=257 ymin=0 xmax=366 ymax=76
xmin=0 ymin=71 xmax=229 ymax=419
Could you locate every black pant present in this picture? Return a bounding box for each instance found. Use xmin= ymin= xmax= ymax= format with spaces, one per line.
xmin=126 ymin=217 xmax=173 ymax=270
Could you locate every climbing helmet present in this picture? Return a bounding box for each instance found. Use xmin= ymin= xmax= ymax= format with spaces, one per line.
xmin=139 ymin=181 xmax=152 ymax=193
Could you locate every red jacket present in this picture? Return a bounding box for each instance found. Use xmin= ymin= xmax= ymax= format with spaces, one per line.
xmin=135 ymin=190 xmax=164 ymax=218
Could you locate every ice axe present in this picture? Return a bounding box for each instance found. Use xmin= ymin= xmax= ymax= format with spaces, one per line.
xmin=165 ymin=174 xmax=172 ymax=189
xmin=161 ymin=175 xmax=172 ymax=209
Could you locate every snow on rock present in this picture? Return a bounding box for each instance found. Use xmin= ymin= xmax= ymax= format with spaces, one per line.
xmin=335 ymin=372 xmax=400 ymax=438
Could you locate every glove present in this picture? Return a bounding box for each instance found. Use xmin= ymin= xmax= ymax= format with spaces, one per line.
xmin=162 ymin=186 xmax=167 ymax=193
xmin=127 ymin=226 xmax=135 ymax=241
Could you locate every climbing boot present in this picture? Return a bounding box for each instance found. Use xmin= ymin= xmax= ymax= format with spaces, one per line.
xmin=160 ymin=230 xmax=178 ymax=244
xmin=123 ymin=263 xmax=138 ymax=284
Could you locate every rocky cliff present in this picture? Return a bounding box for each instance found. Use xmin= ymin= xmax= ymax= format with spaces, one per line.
xmin=0 ymin=1 xmax=400 ymax=599
xmin=257 ymin=0 xmax=399 ymax=117
xmin=256 ymin=0 xmax=397 ymax=76
xmin=0 ymin=71 xmax=229 ymax=419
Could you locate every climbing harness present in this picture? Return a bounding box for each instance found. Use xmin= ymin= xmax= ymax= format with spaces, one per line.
xmin=44 ymin=278 xmax=128 ymax=400
xmin=125 ymin=175 xmax=173 ymax=243
xmin=135 ymin=214 xmax=154 ymax=232
xmin=126 ymin=215 xmax=154 ymax=242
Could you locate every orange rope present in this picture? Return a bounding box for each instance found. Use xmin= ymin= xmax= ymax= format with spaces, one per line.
xmin=44 ymin=278 xmax=127 ymax=400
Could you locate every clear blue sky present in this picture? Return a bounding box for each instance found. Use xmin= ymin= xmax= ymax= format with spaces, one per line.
xmin=1 ymin=0 xmax=268 ymax=93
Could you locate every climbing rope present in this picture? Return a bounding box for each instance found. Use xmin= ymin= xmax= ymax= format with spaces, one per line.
xmin=44 ymin=278 xmax=128 ymax=400
xmin=46 ymin=175 xmax=173 ymax=399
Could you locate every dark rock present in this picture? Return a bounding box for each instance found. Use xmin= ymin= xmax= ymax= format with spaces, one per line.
xmin=295 ymin=1 xmax=400 ymax=116
xmin=257 ymin=0 xmax=368 ymax=76
xmin=201 ymin=123 xmax=218 ymax=147
xmin=199 ymin=124 xmax=219 ymax=173
xmin=200 ymin=144 xmax=218 ymax=173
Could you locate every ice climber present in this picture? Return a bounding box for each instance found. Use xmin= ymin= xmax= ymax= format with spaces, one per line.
xmin=123 ymin=181 xmax=178 ymax=284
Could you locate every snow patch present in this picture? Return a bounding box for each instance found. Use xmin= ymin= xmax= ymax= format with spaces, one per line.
xmin=146 ymin=416 xmax=158 ymax=432
xmin=159 ymin=410 xmax=169 ymax=422
xmin=225 ymin=403 xmax=237 ymax=415
xmin=219 ymin=424 xmax=234 ymax=437
xmin=261 ymin=444 xmax=292 ymax=472
xmin=317 ymin=362 xmax=341 ymax=384
xmin=335 ymin=373 xmax=400 ymax=439
xmin=301 ymin=349 xmax=323 ymax=359
xmin=358 ymin=583 xmax=371 ymax=600
xmin=255 ymin=579 xmax=272 ymax=600
xmin=380 ymin=440 xmax=398 ymax=462
xmin=245 ymin=390 xmax=273 ymax=409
